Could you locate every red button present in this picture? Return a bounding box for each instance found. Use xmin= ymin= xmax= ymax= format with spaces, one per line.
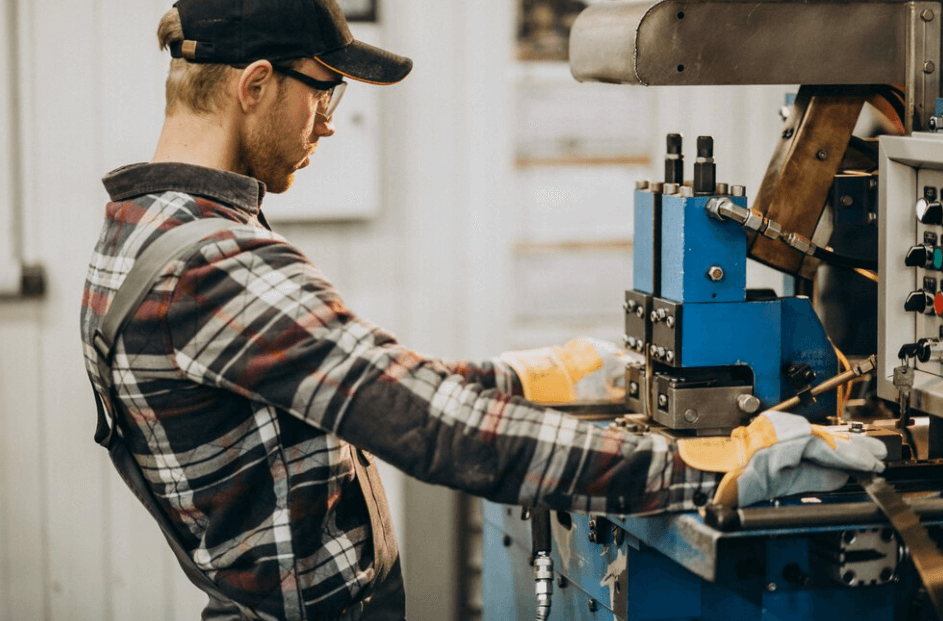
xmin=935 ymin=292 xmax=943 ymax=315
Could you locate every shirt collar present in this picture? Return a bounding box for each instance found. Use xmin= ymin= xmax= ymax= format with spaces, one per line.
xmin=102 ymin=162 xmax=266 ymax=216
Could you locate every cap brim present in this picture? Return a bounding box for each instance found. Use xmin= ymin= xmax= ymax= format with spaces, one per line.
xmin=317 ymin=40 xmax=413 ymax=85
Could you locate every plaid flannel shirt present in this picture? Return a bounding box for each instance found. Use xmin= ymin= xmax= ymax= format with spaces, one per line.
xmin=81 ymin=163 xmax=717 ymax=620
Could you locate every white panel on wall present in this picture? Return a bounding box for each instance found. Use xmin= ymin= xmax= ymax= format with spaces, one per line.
xmin=264 ymin=24 xmax=383 ymax=222
xmin=515 ymin=62 xmax=654 ymax=161
xmin=0 ymin=0 xmax=21 ymax=295
xmin=517 ymin=164 xmax=646 ymax=243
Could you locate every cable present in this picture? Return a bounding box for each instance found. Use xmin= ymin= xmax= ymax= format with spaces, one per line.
xmin=812 ymin=246 xmax=878 ymax=272
xmin=854 ymin=268 xmax=879 ymax=283
xmin=871 ymin=84 xmax=907 ymax=128
xmin=832 ymin=345 xmax=853 ymax=417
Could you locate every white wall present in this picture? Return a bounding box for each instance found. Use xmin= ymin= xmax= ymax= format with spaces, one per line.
xmin=0 ymin=1 xmax=792 ymax=620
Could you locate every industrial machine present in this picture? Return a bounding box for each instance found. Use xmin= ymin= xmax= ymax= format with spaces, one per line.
xmin=483 ymin=1 xmax=943 ymax=619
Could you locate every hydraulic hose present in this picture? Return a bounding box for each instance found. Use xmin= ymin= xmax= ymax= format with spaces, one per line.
xmin=531 ymin=508 xmax=553 ymax=621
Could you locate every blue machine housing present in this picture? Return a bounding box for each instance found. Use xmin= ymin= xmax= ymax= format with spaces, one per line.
xmin=633 ymin=188 xmax=837 ymax=418
xmin=633 ymin=187 xmax=660 ymax=296
xmin=482 ymin=498 xmax=928 ymax=621
xmin=660 ymin=194 xmax=747 ymax=304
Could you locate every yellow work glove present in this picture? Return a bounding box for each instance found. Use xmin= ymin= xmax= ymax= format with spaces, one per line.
xmin=677 ymin=411 xmax=887 ymax=507
xmin=499 ymin=337 xmax=630 ymax=404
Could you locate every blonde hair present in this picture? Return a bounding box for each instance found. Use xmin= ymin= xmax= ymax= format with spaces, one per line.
xmin=157 ymin=8 xmax=236 ymax=115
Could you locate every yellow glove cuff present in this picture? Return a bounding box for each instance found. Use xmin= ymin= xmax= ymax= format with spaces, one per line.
xmin=677 ymin=414 xmax=785 ymax=505
xmin=501 ymin=339 xmax=603 ymax=404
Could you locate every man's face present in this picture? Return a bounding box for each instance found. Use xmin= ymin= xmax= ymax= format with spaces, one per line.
xmin=239 ymin=60 xmax=338 ymax=194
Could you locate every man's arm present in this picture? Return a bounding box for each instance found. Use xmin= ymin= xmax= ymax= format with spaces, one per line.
xmin=162 ymin=233 xmax=717 ymax=515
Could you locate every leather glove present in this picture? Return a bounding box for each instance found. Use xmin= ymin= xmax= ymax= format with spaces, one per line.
xmin=677 ymin=411 xmax=887 ymax=507
xmin=499 ymin=337 xmax=631 ymax=404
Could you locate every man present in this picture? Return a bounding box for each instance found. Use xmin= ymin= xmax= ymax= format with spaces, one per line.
xmin=80 ymin=1 xmax=887 ymax=619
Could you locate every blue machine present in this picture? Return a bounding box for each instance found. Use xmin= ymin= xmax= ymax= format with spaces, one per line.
xmin=481 ymin=133 xmax=936 ymax=621
xmin=624 ymin=136 xmax=836 ymax=431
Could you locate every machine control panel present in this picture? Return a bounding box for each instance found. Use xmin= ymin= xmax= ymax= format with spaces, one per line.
xmin=879 ymin=134 xmax=943 ymax=416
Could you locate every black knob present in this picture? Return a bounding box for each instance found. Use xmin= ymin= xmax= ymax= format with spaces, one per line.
xmin=905 ymin=245 xmax=933 ymax=268
xmin=665 ymin=134 xmax=683 ymax=184
xmin=916 ymin=198 xmax=943 ymax=225
xmin=905 ymin=290 xmax=934 ymax=313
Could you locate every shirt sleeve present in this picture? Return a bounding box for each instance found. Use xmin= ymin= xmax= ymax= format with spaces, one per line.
xmin=163 ymin=233 xmax=717 ymax=515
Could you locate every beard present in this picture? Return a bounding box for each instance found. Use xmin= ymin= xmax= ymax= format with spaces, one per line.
xmin=238 ymin=104 xmax=314 ymax=194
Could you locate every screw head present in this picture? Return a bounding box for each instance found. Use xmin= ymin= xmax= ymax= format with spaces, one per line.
xmin=922 ymin=7 xmax=935 ymax=20
xmin=665 ymin=351 xmax=675 ymax=363
xmin=658 ymin=394 xmax=668 ymax=407
xmin=707 ymin=266 xmax=725 ymax=282
xmin=666 ymin=316 xmax=675 ymax=328
xmin=816 ymin=148 xmax=828 ymax=161
xmin=684 ymin=408 xmax=698 ymax=423
xmin=925 ymin=60 xmax=936 ymax=74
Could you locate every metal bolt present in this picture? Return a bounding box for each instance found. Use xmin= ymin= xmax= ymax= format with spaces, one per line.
xmin=664 ymin=182 xmax=679 ymax=195
xmin=684 ymin=408 xmax=698 ymax=423
xmin=635 ymin=180 xmax=651 ymax=190
xmin=634 ymin=341 xmax=644 ymax=353
xmin=866 ymin=212 xmax=878 ymax=225
xmin=731 ymin=185 xmax=746 ymax=197
xmin=655 ymin=346 xmax=666 ymax=359
xmin=629 ymin=381 xmax=639 ymax=397
xmin=635 ymin=307 xmax=645 ymax=319
xmin=625 ymin=300 xmax=637 ymax=313
xmin=782 ymin=127 xmax=794 ymax=140
xmin=840 ymin=194 xmax=854 ymax=207
xmin=737 ymin=394 xmax=761 ymax=414
xmin=850 ymin=421 xmax=865 ymax=433
xmin=679 ymin=186 xmax=694 ymax=198
xmin=816 ymin=148 xmax=828 ymax=161
xmin=626 ymin=336 xmax=637 ymax=349
xmin=665 ymin=351 xmax=675 ymax=363
xmin=926 ymin=60 xmax=936 ymax=74
xmin=707 ymin=265 xmax=725 ymax=282
xmin=931 ymin=116 xmax=940 ymax=131
xmin=766 ymin=582 xmax=777 ymax=592
xmin=588 ymin=599 xmax=598 ymax=613
xmin=658 ymin=394 xmax=668 ymax=408
xmin=716 ymin=182 xmax=729 ymax=195
xmin=922 ymin=7 xmax=935 ymax=21
xmin=666 ymin=316 xmax=675 ymax=328
xmin=650 ymin=311 xmax=659 ymax=323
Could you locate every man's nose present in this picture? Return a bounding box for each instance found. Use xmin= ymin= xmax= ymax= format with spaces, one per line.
xmin=313 ymin=114 xmax=335 ymax=138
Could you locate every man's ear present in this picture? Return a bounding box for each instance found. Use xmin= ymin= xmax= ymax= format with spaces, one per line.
xmin=236 ymin=60 xmax=277 ymax=113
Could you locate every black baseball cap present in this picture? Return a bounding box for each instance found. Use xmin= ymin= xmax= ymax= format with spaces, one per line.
xmin=170 ymin=0 xmax=412 ymax=85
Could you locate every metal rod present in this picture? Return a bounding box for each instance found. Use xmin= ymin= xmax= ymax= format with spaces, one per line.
xmin=705 ymin=497 xmax=943 ymax=531
xmin=768 ymin=355 xmax=876 ymax=412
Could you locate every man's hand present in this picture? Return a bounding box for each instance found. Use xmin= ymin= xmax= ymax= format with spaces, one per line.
xmin=499 ymin=337 xmax=632 ymax=404
xmin=677 ymin=411 xmax=887 ymax=507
